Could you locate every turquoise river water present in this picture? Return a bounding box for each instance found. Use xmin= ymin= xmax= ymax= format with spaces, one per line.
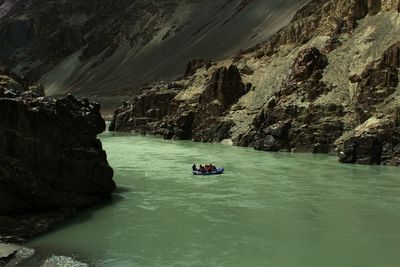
xmin=26 ymin=133 xmax=400 ymax=267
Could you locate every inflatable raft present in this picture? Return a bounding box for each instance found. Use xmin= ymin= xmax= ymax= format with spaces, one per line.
xmin=192 ymin=168 xmax=224 ymax=176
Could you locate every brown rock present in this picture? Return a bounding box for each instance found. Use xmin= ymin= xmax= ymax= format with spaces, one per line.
xmin=355 ymin=42 xmax=400 ymax=121
xmin=279 ymin=47 xmax=330 ymax=101
xmin=201 ymin=65 xmax=247 ymax=108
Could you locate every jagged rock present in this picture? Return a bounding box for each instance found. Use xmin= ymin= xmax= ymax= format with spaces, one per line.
xmin=241 ymin=0 xmax=400 ymax=61
xmin=201 ymin=65 xmax=247 ymax=108
xmin=110 ymin=87 xmax=180 ymax=132
xmin=111 ymin=64 xmax=248 ymax=142
xmin=0 ymin=70 xmax=115 ymax=242
xmin=184 ymin=59 xmax=211 ymax=77
xmin=235 ymin=46 xmax=343 ymax=155
xmin=279 ymin=47 xmax=330 ymax=101
xmin=285 ymin=47 xmax=328 ymax=84
xmin=355 ymin=42 xmax=400 ymax=121
xmin=254 ymin=135 xmax=282 ymax=152
xmin=267 ymin=120 xmax=292 ymax=139
xmin=109 ymin=0 xmax=400 ymax=167
xmin=340 ymin=135 xmax=383 ymax=164
xmin=158 ymin=109 xmax=196 ymax=140
xmin=339 ymin=115 xmax=400 ymax=165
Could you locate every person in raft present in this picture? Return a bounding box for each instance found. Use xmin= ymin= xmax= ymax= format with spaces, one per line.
xmin=193 ymin=164 xmax=216 ymax=173
xmin=192 ymin=164 xmax=197 ymax=171
xmin=199 ymin=165 xmax=206 ymax=172
xmin=206 ymin=164 xmax=212 ymax=172
xmin=204 ymin=164 xmax=216 ymax=172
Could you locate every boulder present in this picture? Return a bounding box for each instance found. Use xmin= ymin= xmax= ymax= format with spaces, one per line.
xmin=0 ymin=93 xmax=115 ymax=242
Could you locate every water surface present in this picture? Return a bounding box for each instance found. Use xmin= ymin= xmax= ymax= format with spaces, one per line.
xmin=28 ymin=133 xmax=400 ymax=266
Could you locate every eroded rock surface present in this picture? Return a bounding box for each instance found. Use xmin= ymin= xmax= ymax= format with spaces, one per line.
xmin=235 ymin=47 xmax=343 ymax=154
xmin=0 ymin=68 xmax=115 ymax=243
xmin=109 ymin=0 xmax=400 ymax=166
xmin=111 ymin=65 xmax=249 ymax=142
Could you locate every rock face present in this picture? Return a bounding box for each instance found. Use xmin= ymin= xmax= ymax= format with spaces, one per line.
xmin=0 ymin=68 xmax=115 ymax=243
xmin=354 ymin=42 xmax=400 ymax=121
xmin=339 ymin=114 xmax=400 ymax=165
xmin=109 ymin=85 xmax=181 ymax=133
xmin=235 ymin=47 xmax=342 ymax=154
xmin=111 ymin=0 xmax=400 ymax=166
xmin=111 ymin=65 xmax=248 ymax=142
xmin=337 ymin=41 xmax=400 ymax=165
xmin=279 ymin=47 xmax=329 ymax=101
xmin=184 ymin=59 xmax=211 ymax=78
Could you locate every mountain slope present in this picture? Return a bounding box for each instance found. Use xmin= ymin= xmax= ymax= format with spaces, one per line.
xmin=0 ymin=0 xmax=309 ymax=99
xmin=0 ymin=0 xmax=17 ymax=18
xmin=110 ymin=0 xmax=400 ymax=166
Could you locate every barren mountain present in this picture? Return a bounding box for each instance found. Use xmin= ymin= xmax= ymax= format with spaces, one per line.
xmin=0 ymin=0 xmax=309 ymax=103
xmin=111 ymin=0 xmax=400 ymax=165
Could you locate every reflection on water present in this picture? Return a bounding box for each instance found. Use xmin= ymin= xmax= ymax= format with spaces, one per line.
xmin=27 ymin=134 xmax=400 ymax=267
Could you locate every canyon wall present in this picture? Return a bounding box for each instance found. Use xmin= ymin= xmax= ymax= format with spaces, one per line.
xmin=111 ymin=0 xmax=400 ymax=166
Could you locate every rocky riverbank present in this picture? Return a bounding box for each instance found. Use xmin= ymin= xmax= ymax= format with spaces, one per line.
xmin=0 ymin=66 xmax=115 ymax=245
xmin=110 ymin=0 xmax=400 ymax=166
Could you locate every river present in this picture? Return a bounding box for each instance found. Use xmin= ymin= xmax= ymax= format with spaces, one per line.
xmin=26 ymin=133 xmax=400 ymax=266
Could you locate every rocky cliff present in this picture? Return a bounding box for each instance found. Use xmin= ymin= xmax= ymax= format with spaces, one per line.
xmin=111 ymin=0 xmax=400 ymax=166
xmin=0 ymin=66 xmax=115 ymax=243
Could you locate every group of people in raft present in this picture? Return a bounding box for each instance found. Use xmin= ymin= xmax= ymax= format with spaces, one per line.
xmin=192 ymin=163 xmax=216 ymax=173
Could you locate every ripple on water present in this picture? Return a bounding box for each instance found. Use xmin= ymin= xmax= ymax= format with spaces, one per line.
xmin=26 ymin=134 xmax=400 ymax=267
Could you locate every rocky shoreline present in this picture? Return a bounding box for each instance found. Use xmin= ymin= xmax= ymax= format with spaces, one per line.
xmin=0 ymin=66 xmax=115 ymax=264
xmin=110 ymin=0 xmax=400 ymax=166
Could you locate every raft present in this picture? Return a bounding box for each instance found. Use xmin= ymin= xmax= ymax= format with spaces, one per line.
xmin=192 ymin=168 xmax=224 ymax=176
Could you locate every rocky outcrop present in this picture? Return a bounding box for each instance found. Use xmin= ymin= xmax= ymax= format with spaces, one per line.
xmin=201 ymin=65 xmax=247 ymax=108
xmin=279 ymin=47 xmax=329 ymax=101
xmin=353 ymin=42 xmax=400 ymax=122
xmin=0 ymin=69 xmax=115 ymax=243
xmin=234 ymin=47 xmax=343 ymax=153
xmin=111 ymin=65 xmax=248 ymax=142
xmin=339 ymin=112 xmax=400 ymax=165
xmin=242 ymin=0 xmax=400 ymax=59
xmin=110 ymin=0 xmax=400 ymax=166
xmin=184 ymin=59 xmax=211 ymax=77
xmin=109 ymin=86 xmax=180 ymax=132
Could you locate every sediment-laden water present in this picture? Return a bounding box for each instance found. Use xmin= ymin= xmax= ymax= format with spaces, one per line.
xmin=26 ymin=133 xmax=400 ymax=267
